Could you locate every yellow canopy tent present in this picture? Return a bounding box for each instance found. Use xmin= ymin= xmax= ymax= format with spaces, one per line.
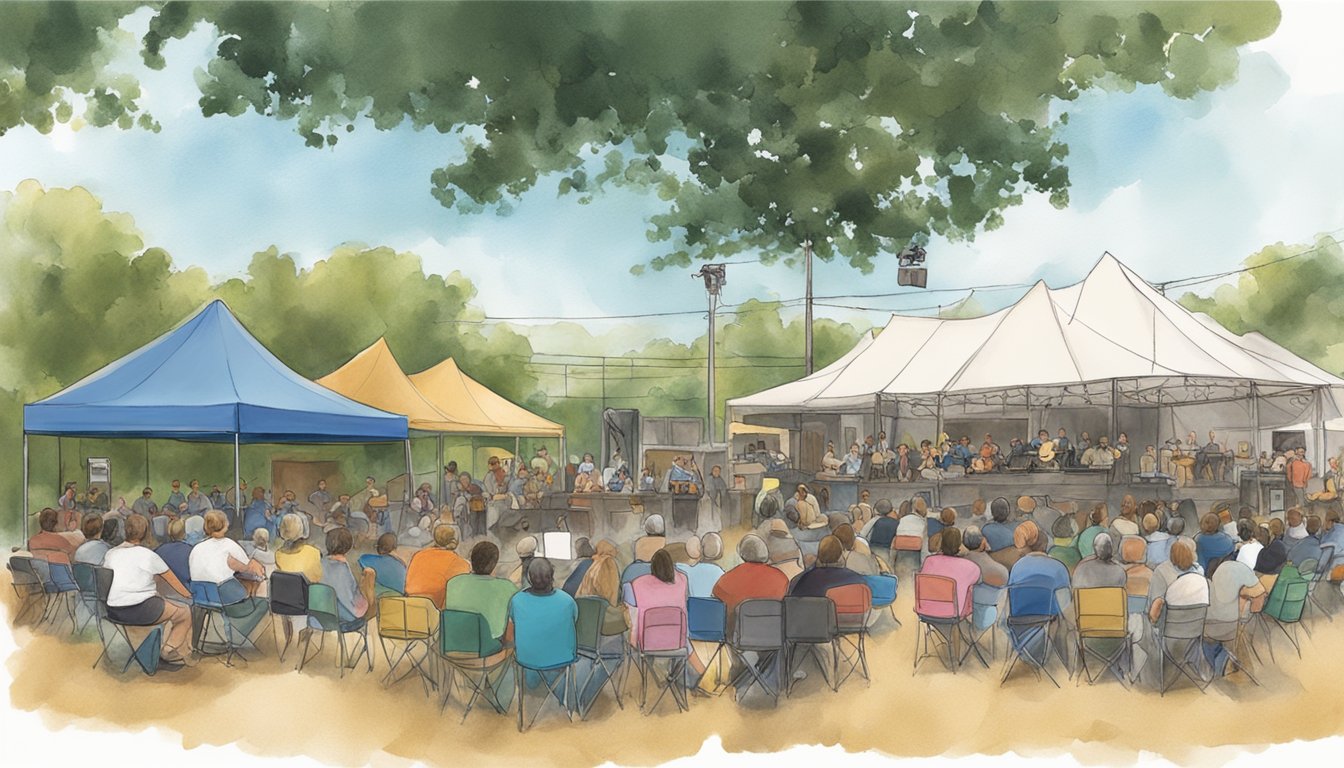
xmin=317 ymin=338 xmax=495 ymax=505
xmin=409 ymin=358 xmax=566 ymax=497
xmin=408 ymin=358 xmax=563 ymax=438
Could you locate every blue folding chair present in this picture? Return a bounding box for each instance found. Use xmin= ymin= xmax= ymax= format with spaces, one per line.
xmin=864 ymin=573 xmax=901 ymax=628
xmin=9 ymin=556 xmax=50 ymax=625
xmin=1000 ymin=581 xmax=1065 ymax=688
xmin=688 ymin=597 xmax=728 ymax=695
xmin=31 ymin=558 xmax=80 ymax=634
xmin=511 ymin=594 xmax=579 ymax=732
xmin=190 ymin=580 xmax=264 ymax=666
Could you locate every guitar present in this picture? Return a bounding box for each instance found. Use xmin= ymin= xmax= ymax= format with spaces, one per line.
xmin=1037 ymin=441 xmax=1057 ymax=464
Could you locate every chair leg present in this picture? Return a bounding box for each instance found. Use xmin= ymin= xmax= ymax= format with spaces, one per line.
xmin=516 ymin=664 xmax=525 ymax=733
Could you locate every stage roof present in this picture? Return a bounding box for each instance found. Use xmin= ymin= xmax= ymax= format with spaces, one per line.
xmin=409 ymin=358 xmax=563 ymax=438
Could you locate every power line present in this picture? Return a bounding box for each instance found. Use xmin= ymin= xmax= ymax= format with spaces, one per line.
xmin=1153 ymin=233 xmax=1344 ymax=292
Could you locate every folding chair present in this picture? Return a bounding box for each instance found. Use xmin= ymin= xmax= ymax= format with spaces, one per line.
xmin=268 ymin=571 xmax=309 ymax=663
xmin=190 ymin=581 xmax=257 ymax=667
xmin=31 ymin=558 xmax=80 ymax=634
xmin=828 ymin=583 xmax=873 ymax=689
xmin=1000 ymin=582 xmax=1065 ymax=688
xmin=514 ymin=606 xmax=578 ymax=732
xmin=892 ymin=534 xmax=923 ymax=571
xmin=964 ymin=582 xmax=1004 ymax=665
xmin=299 ymin=583 xmax=372 ymax=677
xmin=1073 ymin=587 xmax=1131 ymax=687
xmin=863 ymin=573 xmax=901 ymax=628
xmin=377 ymin=595 xmax=438 ymax=695
xmin=151 ymin=515 xmax=170 ymax=541
xmin=91 ymin=566 xmax=165 ymax=675
xmin=783 ymin=596 xmax=836 ymax=694
xmin=575 ymin=596 xmax=624 ymax=718
xmin=913 ymin=573 xmax=965 ymax=674
xmin=1157 ymin=601 xmax=1210 ymax=695
xmin=636 ymin=605 xmax=690 ymax=714
xmin=1256 ymin=564 xmax=1309 ymax=660
xmin=728 ymin=598 xmax=784 ymax=705
xmin=438 ymin=609 xmax=510 ymax=722
xmin=8 ymin=556 xmax=50 ymax=625
xmin=71 ymin=561 xmax=103 ymax=634
xmin=1303 ymin=543 xmax=1335 ymax=624
xmin=1203 ymin=614 xmax=1259 ymax=687
xmin=687 ymin=596 xmax=729 ymax=696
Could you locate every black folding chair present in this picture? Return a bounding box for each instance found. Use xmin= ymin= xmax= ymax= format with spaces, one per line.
xmin=575 ymin=596 xmax=624 ymax=718
xmin=8 ymin=556 xmax=49 ymax=625
xmin=91 ymin=566 xmax=165 ymax=675
xmin=783 ymin=596 xmax=836 ymax=694
xmin=1157 ymin=602 xmax=1210 ymax=695
xmin=728 ymin=599 xmax=784 ymax=706
xmin=268 ymin=571 xmax=309 ymax=663
xmin=1303 ymin=543 xmax=1335 ymax=624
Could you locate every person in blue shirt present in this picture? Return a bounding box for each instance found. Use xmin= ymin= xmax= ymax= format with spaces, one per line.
xmin=952 ymin=436 xmax=975 ymax=469
xmin=561 ymin=538 xmax=597 ymax=595
xmin=788 ymin=536 xmax=866 ymax=597
xmin=360 ymin=532 xmax=409 ymax=595
xmin=676 ymin=533 xmax=726 ymax=598
xmin=867 ymin=500 xmax=901 ymax=551
xmin=242 ymin=486 xmax=275 ymax=540
xmin=981 ymin=498 xmax=1019 ymax=552
xmin=154 ymin=517 xmax=194 ymax=586
xmin=1194 ymin=513 xmax=1237 ymax=573
xmin=608 ymin=466 xmax=632 ymax=492
xmin=509 ymin=557 xmax=579 ymax=696
xmin=840 ymin=444 xmax=864 ymax=475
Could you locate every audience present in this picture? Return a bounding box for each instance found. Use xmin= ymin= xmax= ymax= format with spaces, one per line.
xmin=712 ymin=534 xmax=788 ymax=624
xmin=155 ymin=518 xmax=194 ymax=586
xmin=982 ymin=498 xmax=1016 ymax=552
xmin=915 ymin=527 xmax=979 ymax=619
xmin=28 ymin=508 xmax=77 ymax=565
xmin=562 ymin=538 xmax=598 ymax=596
xmin=764 ymin=519 xmax=805 ymax=581
xmin=73 ymin=514 xmax=111 ymax=566
xmin=1194 ymin=513 xmax=1236 ymax=573
xmin=788 ymin=535 xmax=865 ymax=597
xmin=405 ymin=524 xmax=470 ymax=609
xmin=1073 ymin=533 xmax=1126 ymax=589
xmin=629 ymin=549 xmax=690 ymax=646
xmin=363 ymin=532 xmax=409 ymax=596
xmin=509 ymin=536 xmax=539 ymax=588
xmin=634 ymin=515 xmax=667 ymax=563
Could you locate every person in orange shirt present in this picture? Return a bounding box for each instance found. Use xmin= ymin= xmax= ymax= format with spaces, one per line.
xmin=1286 ymin=447 xmax=1312 ymax=508
xmin=404 ymin=524 xmax=470 ymax=609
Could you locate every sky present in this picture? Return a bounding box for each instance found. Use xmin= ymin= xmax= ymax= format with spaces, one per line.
xmin=1 ymin=3 xmax=1342 ymax=350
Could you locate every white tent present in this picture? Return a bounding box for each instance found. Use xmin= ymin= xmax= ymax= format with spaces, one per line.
xmin=730 ymin=253 xmax=1344 ymax=411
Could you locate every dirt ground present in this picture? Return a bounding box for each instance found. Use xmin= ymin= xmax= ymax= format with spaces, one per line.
xmin=4 ymin=551 xmax=1344 ymax=768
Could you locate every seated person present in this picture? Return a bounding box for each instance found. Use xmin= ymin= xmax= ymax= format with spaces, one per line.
xmin=509 ymin=537 xmax=539 ymax=588
xmin=891 ymin=443 xmax=917 ymax=481
xmin=668 ymin=456 xmax=701 ymax=492
xmin=403 ymin=529 xmax=473 ymax=607
xmin=676 ymin=533 xmax=726 ymax=598
xmin=633 ymin=515 xmax=667 ymax=563
xmin=788 ymin=535 xmax=865 ymax=597
xmin=1287 ymin=515 xmax=1323 ymax=570
xmin=242 ymin=487 xmax=274 ymax=540
xmin=443 ymin=541 xmax=519 ymax=642
xmin=821 ymin=442 xmax=843 ymax=474
xmin=1194 ymin=513 xmax=1236 ymax=573
xmin=792 ymin=484 xmax=827 ymax=530
xmin=848 ymin=490 xmax=875 ymax=529
xmin=981 ymin=498 xmax=1018 ymax=553
xmin=833 ymin=524 xmax=882 ymax=576
xmin=638 ymin=467 xmax=656 ymax=492
xmin=27 ymin=508 xmax=77 ymax=565
xmin=840 ymin=444 xmax=864 ymax=476
xmin=1078 ymin=504 xmax=1110 ymax=558
xmin=1073 ymin=533 xmax=1126 ymax=589
xmin=508 ymin=557 xmax=579 ymax=687
xmin=316 ymin=527 xmax=377 ymax=630
xmin=1140 ymin=445 xmax=1158 ymax=475
xmin=102 ymin=513 xmax=193 ymax=666
xmin=189 ymin=510 xmax=268 ymax=624
xmin=362 ymin=532 xmax=409 ymax=596
xmin=866 ymin=500 xmax=901 ymax=553
xmin=608 ymin=466 xmax=633 ymax=493
xmin=711 ymin=534 xmax=791 ymax=625
xmin=629 ymin=550 xmax=690 ymax=646
xmin=274 ymin=513 xmax=323 ymax=584
xmin=916 ymin=527 xmax=980 ymax=618
xmin=155 ymin=518 xmax=194 ymax=586
xmin=764 ymin=519 xmax=805 ymax=582
xmin=73 ymin=514 xmax=112 ymax=566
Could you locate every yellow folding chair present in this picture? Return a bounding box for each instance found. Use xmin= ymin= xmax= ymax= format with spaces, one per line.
xmin=1073 ymin=587 xmax=1131 ymax=687
xmin=378 ymin=596 xmax=438 ymax=696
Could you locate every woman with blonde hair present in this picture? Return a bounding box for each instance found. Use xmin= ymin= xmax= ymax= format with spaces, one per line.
xmin=574 ymin=540 xmax=627 ymax=711
xmin=275 ymin=513 xmax=323 ymax=583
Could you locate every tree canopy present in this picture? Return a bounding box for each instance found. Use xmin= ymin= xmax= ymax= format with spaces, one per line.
xmin=2 ymin=1 xmax=1281 ymax=272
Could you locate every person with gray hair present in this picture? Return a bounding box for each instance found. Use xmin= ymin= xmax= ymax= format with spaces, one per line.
xmin=634 ymin=513 xmax=667 ymax=562
xmin=677 ymin=532 xmax=726 ymax=597
xmin=711 ymin=533 xmax=788 ymax=624
xmin=1073 ymin=531 xmax=1126 ymax=589
xmin=962 ymin=524 xmax=1009 ymax=590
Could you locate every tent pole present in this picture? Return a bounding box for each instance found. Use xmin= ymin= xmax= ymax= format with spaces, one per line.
xmin=515 ymin=436 xmax=521 ymax=469
xmin=559 ymin=432 xmax=567 ymax=491
xmin=1314 ymin=386 xmax=1326 ymax=475
xmin=233 ymin=434 xmax=241 ymax=531
xmin=145 ymin=438 xmax=150 ymax=488
xmin=873 ymin=395 xmax=882 ymax=447
xmin=1250 ymin=381 xmax=1261 ymax=516
xmin=437 ymin=434 xmax=445 ymax=508
xmin=22 ymin=433 xmax=30 ymax=543
xmin=404 ymin=438 xmax=414 ymax=534
xmin=56 ymin=436 xmax=62 ymax=496
xmin=935 ymin=393 xmax=943 ymax=446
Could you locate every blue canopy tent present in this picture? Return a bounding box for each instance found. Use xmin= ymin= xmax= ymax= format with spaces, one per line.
xmin=21 ymin=300 xmax=409 ymax=539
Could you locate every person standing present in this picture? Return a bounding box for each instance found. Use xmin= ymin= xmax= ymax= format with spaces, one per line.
xmin=308 ymin=480 xmax=332 ymax=524
xmin=1286 ymin=447 xmax=1312 ymax=508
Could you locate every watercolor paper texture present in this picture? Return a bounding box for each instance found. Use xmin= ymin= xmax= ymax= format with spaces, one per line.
xmin=3 ymin=2 xmax=1343 ymax=766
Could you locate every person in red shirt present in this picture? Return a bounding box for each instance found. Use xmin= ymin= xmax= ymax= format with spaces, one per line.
xmin=1286 ymin=447 xmax=1312 ymax=508
xmin=404 ymin=524 xmax=470 ymax=609
xmin=711 ymin=533 xmax=788 ymax=625
xmin=27 ymin=508 xmax=78 ymax=565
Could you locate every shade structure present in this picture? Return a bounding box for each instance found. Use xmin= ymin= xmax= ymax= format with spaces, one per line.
xmin=729 ymin=253 xmax=1344 ymax=414
xmin=408 ymin=358 xmax=563 ymax=438
xmin=316 ymin=338 xmax=489 ymax=433
xmin=23 ymin=300 xmax=408 ymax=443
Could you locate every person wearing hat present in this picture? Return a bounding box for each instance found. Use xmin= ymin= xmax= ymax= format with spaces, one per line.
xmin=765 ymin=518 xmax=804 ymax=582
xmin=676 ymin=533 xmax=725 ymax=598
xmin=405 ymin=524 xmax=469 ymax=609
xmin=508 ymin=535 xmax=539 ymax=588
xmin=633 ymin=514 xmax=667 ymax=563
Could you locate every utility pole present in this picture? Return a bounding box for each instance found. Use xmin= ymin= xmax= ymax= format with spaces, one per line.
xmin=804 ymin=238 xmax=814 ymax=375
xmin=694 ymin=264 xmax=727 ymax=444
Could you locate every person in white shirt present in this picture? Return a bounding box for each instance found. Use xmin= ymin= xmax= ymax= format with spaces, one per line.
xmin=188 ymin=511 xmax=269 ymax=643
xmin=102 ymin=513 xmax=193 ymax=665
xmin=1234 ymin=519 xmax=1263 ymax=569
